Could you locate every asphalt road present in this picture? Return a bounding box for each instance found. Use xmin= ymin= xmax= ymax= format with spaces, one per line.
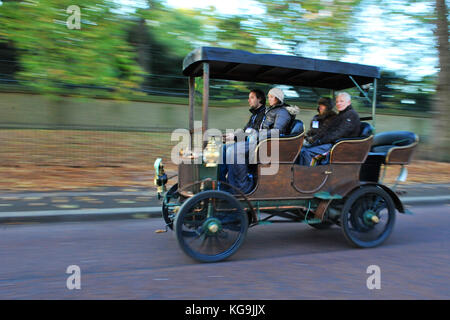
xmin=0 ymin=203 xmax=449 ymax=300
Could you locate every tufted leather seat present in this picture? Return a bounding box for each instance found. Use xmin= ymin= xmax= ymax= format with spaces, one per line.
xmin=370 ymin=131 xmax=418 ymax=156
xmin=359 ymin=122 xmax=374 ymax=138
xmin=290 ymin=119 xmax=304 ymax=135
xmin=361 ymin=130 xmax=419 ymax=181
xmin=280 ymin=119 xmax=304 ymax=138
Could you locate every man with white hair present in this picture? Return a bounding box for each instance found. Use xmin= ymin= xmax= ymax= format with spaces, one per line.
xmin=298 ymin=92 xmax=360 ymax=166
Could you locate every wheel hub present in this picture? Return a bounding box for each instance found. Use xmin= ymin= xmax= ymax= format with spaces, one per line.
xmin=363 ymin=210 xmax=379 ymax=225
xmin=203 ymin=218 xmax=222 ymax=235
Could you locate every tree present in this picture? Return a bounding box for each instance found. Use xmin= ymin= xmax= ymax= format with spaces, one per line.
xmin=207 ymin=15 xmax=259 ymax=52
xmin=432 ymin=0 xmax=449 ymax=161
xmin=255 ymin=0 xmax=363 ymax=57
xmin=0 ymin=0 xmax=144 ymax=98
xmin=128 ymin=1 xmax=207 ymax=94
xmin=373 ymin=0 xmax=449 ymax=160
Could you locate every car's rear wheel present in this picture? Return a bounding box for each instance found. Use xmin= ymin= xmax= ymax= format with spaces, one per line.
xmin=341 ymin=186 xmax=396 ymax=248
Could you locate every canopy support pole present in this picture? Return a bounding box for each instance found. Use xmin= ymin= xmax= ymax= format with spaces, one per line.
xmin=372 ymin=78 xmax=377 ymax=132
xmin=349 ymin=75 xmax=372 ymax=104
xmin=349 ymin=75 xmax=378 ymax=129
xmin=188 ymin=76 xmax=195 ymax=150
xmin=202 ymin=62 xmax=210 ymax=146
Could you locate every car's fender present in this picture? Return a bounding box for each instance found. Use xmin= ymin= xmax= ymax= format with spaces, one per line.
xmin=357 ymin=181 xmax=405 ymax=214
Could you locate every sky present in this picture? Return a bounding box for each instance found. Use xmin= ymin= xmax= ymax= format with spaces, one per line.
xmin=114 ymin=0 xmax=265 ymax=15
xmin=342 ymin=2 xmax=437 ymax=80
xmin=166 ymin=0 xmax=265 ymax=15
xmin=164 ymin=0 xmax=438 ymax=80
xmin=0 ymin=0 xmax=439 ymax=79
xmin=114 ymin=0 xmax=439 ymax=80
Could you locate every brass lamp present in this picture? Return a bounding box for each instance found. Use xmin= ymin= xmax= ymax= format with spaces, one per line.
xmin=203 ymin=137 xmax=221 ymax=167
xmin=153 ymin=158 xmax=167 ymax=199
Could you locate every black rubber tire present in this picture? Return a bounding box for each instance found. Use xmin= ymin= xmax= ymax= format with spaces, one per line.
xmin=174 ymin=190 xmax=248 ymax=263
xmin=341 ymin=186 xmax=396 ymax=248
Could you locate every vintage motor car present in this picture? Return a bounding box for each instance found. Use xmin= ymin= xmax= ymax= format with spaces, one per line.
xmin=154 ymin=47 xmax=419 ymax=263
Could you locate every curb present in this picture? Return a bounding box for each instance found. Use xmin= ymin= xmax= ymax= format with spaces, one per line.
xmin=0 ymin=207 xmax=163 ymax=224
xmin=401 ymin=195 xmax=450 ymax=204
xmin=0 ymin=195 xmax=449 ymax=224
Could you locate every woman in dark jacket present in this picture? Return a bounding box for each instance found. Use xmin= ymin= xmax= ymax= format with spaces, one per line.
xmin=259 ymin=88 xmax=292 ymax=135
xmin=305 ymin=97 xmax=336 ymax=145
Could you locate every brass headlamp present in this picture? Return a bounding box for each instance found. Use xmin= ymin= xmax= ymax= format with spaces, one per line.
xmin=154 ymin=158 xmax=167 ymax=199
xmin=203 ymin=137 xmax=221 ymax=167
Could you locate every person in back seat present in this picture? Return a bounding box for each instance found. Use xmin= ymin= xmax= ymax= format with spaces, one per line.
xmin=305 ymin=97 xmax=336 ymax=145
xmin=299 ymin=92 xmax=360 ymax=166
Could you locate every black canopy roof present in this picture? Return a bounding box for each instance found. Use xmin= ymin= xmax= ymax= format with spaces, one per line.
xmin=183 ymin=47 xmax=380 ymax=90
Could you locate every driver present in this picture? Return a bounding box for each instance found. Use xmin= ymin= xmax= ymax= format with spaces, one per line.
xmin=218 ymin=89 xmax=266 ymax=184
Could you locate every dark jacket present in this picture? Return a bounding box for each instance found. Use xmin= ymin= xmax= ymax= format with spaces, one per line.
xmin=244 ymin=105 xmax=266 ymax=132
xmin=259 ymin=102 xmax=292 ymax=136
xmin=305 ymin=110 xmax=337 ymax=144
xmin=315 ymin=105 xmax=360 ymax=145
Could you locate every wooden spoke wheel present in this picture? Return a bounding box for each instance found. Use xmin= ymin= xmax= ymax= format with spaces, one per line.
xmin=174 ymin=190 xmax=248 ymax=263
xmin=341 ymin=186 xmax=396 ymax=248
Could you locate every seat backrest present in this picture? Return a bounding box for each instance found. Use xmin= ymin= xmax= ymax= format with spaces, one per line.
xmin=289 ymin=119 xmax=304 ymax=136
xmin=256 ymin=119 xmax=304 ymax=163
xmin=372 ymin=131 xmax=417 ymax=147
xmin=370 ymin=131 xmax=419 ymax=164
xmin=359 ymin=122 xmax=374 ymax=138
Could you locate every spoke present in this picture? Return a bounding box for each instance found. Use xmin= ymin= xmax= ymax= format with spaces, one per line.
xmin=186 ymin=228 xmax=204 ymax=245
xmin=205 ymin=235 xmax=216 ymax=255
xmin=184 ymin=207 xmax=204 ymax=224
xmin=361 ymin=197 xmax=370 ymax=213
xmin=373 ymin=200 xmax=386 ymax=213
xmin=368 ymin=194 xmax=378 ymax=210
xmin=216 ymin=229 xmax=229 ymax=240
xmin=183 ymin=220 xmax=204 ymax=228
xmin=212 ymin=234 xmax=227 ymax=253
xmin=371 ymin=223 xmax=383 ymax=235
xmin=196 ymin=233 xmax=208 ymax=252
xmin=348 ymin=206 xmax=361 ymax=231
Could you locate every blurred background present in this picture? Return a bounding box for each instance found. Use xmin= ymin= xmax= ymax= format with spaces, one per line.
xmin=0 ymin=0 xmax=448 ymax=190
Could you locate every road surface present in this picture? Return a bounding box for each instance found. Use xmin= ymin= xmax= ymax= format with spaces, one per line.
xmin=0 ymin=203 xmax=449 ymax=300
